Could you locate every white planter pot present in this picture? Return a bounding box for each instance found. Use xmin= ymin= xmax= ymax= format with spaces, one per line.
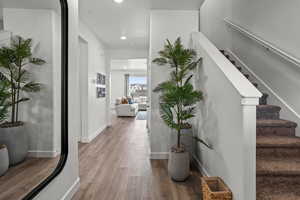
xmin=168 ymin=151 xmax=190 ymax=181
xmin=0 ymin=124 xmax=28 ymax=166
xmin=0 ymin=145 xmax=9 ymax=176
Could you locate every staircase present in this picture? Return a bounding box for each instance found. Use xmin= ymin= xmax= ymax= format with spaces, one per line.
xmin=221 ymin=50 xmax=300 ymax=200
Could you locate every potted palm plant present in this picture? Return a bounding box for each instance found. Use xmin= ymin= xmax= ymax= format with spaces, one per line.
xmin=0 ymin=36 xmax=45 ymax=165
xmin=0 ymin=79 xmax=9 ymax=175
xmin=0 ymin=144 xmax=9 ymax=176
xmin=153 ymin=38 xmax=208 ymax=181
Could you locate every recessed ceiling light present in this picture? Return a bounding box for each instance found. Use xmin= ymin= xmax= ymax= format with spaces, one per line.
xmin=114 ymin=0 xmax=124 ymax=4
xmin=120 ymin=36 xmax=127 ymax=40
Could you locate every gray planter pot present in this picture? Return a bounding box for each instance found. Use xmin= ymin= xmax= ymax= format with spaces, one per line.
xmin=181 ymin=128 xmax=195 ymax=156
xmin=168 ymin=151 xmax=190 ymax=181
xmin=0 ymin=145 xmax=9 ymax=176
xmin=171 ymin=128 xmax=195 ymax=157
xmin=0 ymin=124 xmax=28 ymax=166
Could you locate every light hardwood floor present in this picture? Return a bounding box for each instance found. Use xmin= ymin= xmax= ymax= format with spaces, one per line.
xmin=73 ymin=116 xmax=202 ymax=200
xmin=0 ymin=157 xmax=59 ymax=200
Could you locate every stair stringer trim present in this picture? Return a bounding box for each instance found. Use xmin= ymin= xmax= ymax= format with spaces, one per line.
xmin=192 ymin=154 xmax=211 ymax=177
xmin=226 ymin=49 xmax=300 ymax=136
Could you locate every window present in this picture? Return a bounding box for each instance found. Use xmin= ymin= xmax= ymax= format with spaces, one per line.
xmin=128 ymin=76 xmax=147 ymax=98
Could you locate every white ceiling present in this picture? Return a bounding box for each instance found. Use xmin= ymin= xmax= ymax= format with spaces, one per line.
xmin=0 ymin=0 xmax=202 ymax=50
xmin=80 ymin=0 xmax=202 ymax=51
xmin=79 ymin=0 xmax=151 ymax=50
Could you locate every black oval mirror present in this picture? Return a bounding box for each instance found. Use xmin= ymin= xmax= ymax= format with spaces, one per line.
xmin=0 ymin=0 xmax=68 ymax=199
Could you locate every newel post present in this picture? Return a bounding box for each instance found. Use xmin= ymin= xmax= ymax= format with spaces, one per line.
xmin=241 ymin=97 xmax=259 ymax=200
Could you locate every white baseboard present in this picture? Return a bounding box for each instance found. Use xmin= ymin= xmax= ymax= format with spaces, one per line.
xmin=81 ymin=125 xmax=107 ymax=143
xmin=28 ymin=150 xmax=60 ymax=158
xmin=226 ymin=49 xmax=300 ymax=122
xmin=192 ymin=154 xmax=210 ymax=177
xmin=60 ymin=177 xmax=80 ymax=200
xmin=150 ymin=152 xmax=169 ymax=159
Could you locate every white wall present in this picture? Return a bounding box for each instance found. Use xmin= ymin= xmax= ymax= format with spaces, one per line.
xmin=3 ymin=8 xmax=61 ymax=157
xmin=35 ymin=0 xmax=80 ymax=199
xmin=111 ymin=71 xmax=125 ymax=107
xmin=0 ymin=30 xmax=11 ymax=46
xmin=230 ymin=0 xmax=299 ymax=57
xmin=79 ymin=22 xmax=108 ymax=143
xmin=149 ymin=10 xmax=199 ymax=158
xmin=200 ymin=0 xmax=232 ymax=50
xmin=110 ymin=70 xmax=147 ymax=108
xmin=200 ymin=0 xmax=300 ymax=134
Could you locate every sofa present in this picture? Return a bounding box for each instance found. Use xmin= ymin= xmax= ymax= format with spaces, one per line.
xmin=115 ymin=103 xmax=138 ymax=117
xmin=133 ymin=96 xmax=148 ymax=111
xmin=138 ymin=102 xmax=148 ymax=111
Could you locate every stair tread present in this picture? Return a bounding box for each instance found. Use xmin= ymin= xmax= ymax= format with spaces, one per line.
xmin=257 ymin=136 xmax=300 ymax=148
xmin=257 ymin=192 xmax=300 ymax=200
xmin=257 ymin=105 xmax=281 ymax=111
xmin=257 ymin=119 xmax=297 ymax=128
xmin=257 ymin=177 xmax=300 ymax=200
xmin=257 ymin=157 xmax=300 ymax=176
xmin=252 ymin=82 xmax=258 ymax=87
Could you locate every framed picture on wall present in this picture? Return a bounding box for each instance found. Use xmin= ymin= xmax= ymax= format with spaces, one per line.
xmin=101 ymin=74 xmax=106 ymax=85
xmin=96 ymin=73 xmax=106 ymax=98
xmin=96 ymin=87 xmax=106 ymax=98
xmin=97 ymin=73 xmax=106 ymax=85
xmin=97 ymin=73 xmax=101 ymax=85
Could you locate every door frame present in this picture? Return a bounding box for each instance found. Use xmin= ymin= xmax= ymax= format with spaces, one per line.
xmin=78 ymin=36 xmax=89 ymax=142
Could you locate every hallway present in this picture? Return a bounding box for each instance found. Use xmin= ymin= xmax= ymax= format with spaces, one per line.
xmin=72 ymin=117 xmax=202 ymax=200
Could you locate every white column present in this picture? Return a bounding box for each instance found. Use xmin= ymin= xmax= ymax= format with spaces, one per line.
xmin=241 ymin=97 xmax=259 ymax=200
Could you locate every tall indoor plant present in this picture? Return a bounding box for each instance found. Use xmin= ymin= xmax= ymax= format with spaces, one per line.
xmin=0 ymin=36 xmax=45 ymax=165
xmin=153 ymin=38 xmax=207 ymax=181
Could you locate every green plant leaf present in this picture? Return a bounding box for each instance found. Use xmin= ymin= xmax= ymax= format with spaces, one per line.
xmin=11 ymin=36 xmax=32 ymax=60
xmin=193 ymin=136 xmax=212 ymax=149
xmin=30 ymin=58 xmax=46 ymax=65
xmin=160 ymin=103 xmax=179 ymax=130
xmin=18 ymin=69 xmax=31 ymax=83
xmin=21 ymin=82 xmax=42 ymax=92
xmin=184 ymin=74 xmax=193 ymax=85
xmin=0 ymin=80 xmax=11 ymax=122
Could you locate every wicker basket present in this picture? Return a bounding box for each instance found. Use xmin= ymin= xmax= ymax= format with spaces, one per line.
xmin=202 ymin=177 xmax=232 ymax=200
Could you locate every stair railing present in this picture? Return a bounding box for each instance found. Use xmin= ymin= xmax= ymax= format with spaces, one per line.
xmin=224 ymin=19 xmax=300 ymax=68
